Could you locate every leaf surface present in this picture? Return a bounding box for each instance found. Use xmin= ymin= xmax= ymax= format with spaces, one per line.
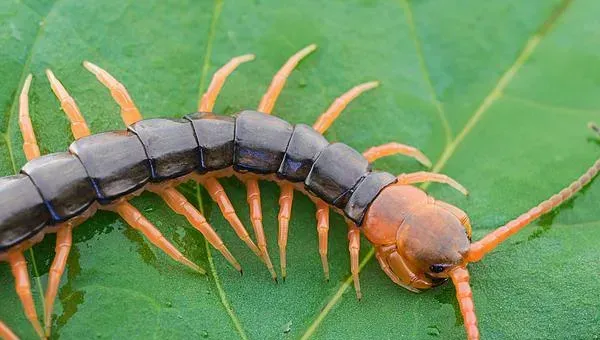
xmin=1 ymin=0 xmax=599 ymax=339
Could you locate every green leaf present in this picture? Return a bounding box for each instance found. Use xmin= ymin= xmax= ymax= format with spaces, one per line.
xmin=1 ymin=0 xmax=599 ymax=339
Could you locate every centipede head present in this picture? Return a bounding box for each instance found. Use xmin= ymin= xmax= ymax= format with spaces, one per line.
xmin=362 ymin=183 xmax=472 ymax=291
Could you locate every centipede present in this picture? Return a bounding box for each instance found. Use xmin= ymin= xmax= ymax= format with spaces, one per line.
xmin=1 ymin=44 xmax=598 ymax=340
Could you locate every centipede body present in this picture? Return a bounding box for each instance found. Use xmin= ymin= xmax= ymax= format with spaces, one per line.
xmin=0 ymin=110 xmax=394 ymax=252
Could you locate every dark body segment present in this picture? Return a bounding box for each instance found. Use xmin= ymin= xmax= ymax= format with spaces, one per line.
xmin=70 ymin=131 xmax=151 ymax=203
xmin=186 ymin=112 xmax=235 ymax=171
xmin=0 ymin=110 xmax=392 ymax=252
xmin=234 ymin=110 xmax=293 ymax=174
xmin=305 ymin=143 xmax=371 ymax=208
xmin=277 ymin=124 xmax=329 ymax=182
xmin=0 ymin=175 xmax=51 ymax=251
xmin=344 ymin=171 xmax=397 ymax=225
xmin=21 ymin=152 xmax=96 ymax=221
xmin=129 ymin=118 xmax=200 ymax=180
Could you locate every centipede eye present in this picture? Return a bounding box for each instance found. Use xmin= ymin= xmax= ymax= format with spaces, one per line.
xmin=429 ymin=264 xmax=445 ymax=273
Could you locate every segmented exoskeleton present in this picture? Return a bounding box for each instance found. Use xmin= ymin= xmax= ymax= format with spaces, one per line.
xmin=1 ymin=45 xmax=598 ymax=340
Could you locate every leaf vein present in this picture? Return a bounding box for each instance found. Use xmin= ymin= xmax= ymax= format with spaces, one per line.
xmin=299 ymin=0 xmax=574 ymax=337
xmin=428 ymin=0 xmax=574 ymax=176
xmin=193 ymin=3 xmax=250 ymax=336
xmin=503 ymin=94 xmax=600 ymax=117
xmin=399 ymin=0 xmax=452 ymax=145
xmin=196 ymin=0 xmax=224 ymax=109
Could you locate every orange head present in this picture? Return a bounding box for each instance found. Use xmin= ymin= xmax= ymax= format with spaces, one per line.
xmin=362 ymin=183 xmax=472 ymax=291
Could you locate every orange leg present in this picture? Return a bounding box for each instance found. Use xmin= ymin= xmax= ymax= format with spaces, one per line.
xmin=45 ymin=70 xmax=91 ymax=139
xmin=43 ymin=223 xmax=72 ymax=336
xmin=85 ymin=62 xmax=252 ymax=272
xmin=397 ymin=171 xmax=469 ymax=196
xmin=277 ymin=184 xmax=293 ymax=280
xmin=468 ymin=158 xmax=600 ymax=263
xmin=450 ymin=268 xmax=479 ymax=340
xmin=242 ymin=44 xmax=317 ymax=280
xmin=17 ymin=75 xmax=46 ymax=338
xmin=309 ymin=81 xmax=380 ymax=280
xmin=315 ymin=201 xmax=330 ymax=281
xmin=363 ymin=142 xmax=432 ymax=168
xmin=50 ymin=70 xmax=203 ymax=274
xmin=18 ymin=74 xmax=40 ymax=160
xmin=75 ymin=66 xmax=223 ymax=273
xmin=347 ymin=223 xmax=362 ymax=300
xmin=199 ymin=54 xmax=255 ymax=112
xmin=83 ymin=61 xmax=142 ymax=125
xmin=110 ymin=202 xmax=204 ymax=273
xmin=151 ymin=186 xmax=241 ymax=272
xmin=196 ymin=55 xmax=261 ymax=259
xmin=7 ymin=252 xmax=44 ymax=339
xmin=200 ymin=177 xmax=261 ymax=258
xmin=245 ymin=179 xmax=277 ymax=281
xmin=197 ymin=54 xmax=264 ymax=261
xmin=312 ymin=81 xmax=379 ymax=134
xmin=257 ymin=44 xmax=317 ymax=113
xmin=0 ymin=320 xmax=19 ymax=340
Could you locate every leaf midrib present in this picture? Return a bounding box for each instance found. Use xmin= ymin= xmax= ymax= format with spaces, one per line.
xmin=192 ymin=1 xmax=251 ymax=339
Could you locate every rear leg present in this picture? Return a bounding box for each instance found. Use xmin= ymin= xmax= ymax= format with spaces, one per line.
xmin=309 ymin=81 xmax=379 ymax=282
xmin=0 ymin=320 xmax=19 ymax=340
xmin=7 ymin=252 xmax=44 ymax=339
xmin=277 ymin=184 xmax=293 ymax=280
xmin=46 ymin=70 xmax=90 ymax=139
xmin=315 ymin=201 xmax=330 ymax=281
xmin=82 ymin=64 xmax=244 ymax=272
xmin=258 ymin=44 xmax=317 ymax=114
xmin=195 ymin=56 xmax=263 ymax=260
xmin=199 ymin=54 xmax=255 ymax=112
xmin=17 ymin=74 xmax=49 ymax=338
xmin=363 ymin=142 xmax=431 ymax=168
xmin=247 ymin=44 xmax=317 ymax=280
xmin=397 ymin=171 xmax=468 ymax=195
xmin=18 ymin=75 xmax=39 ymax=160
xmin=109 ymin=202 xmax=204 ymax=273
xmin=43 ymin=222 xmax=72 ymax=336
xmin=312 ymin=81 xmax=379 ymax=134
xmin=246 ymin=179 xmax=277 ymax=281
xmin=49 ymin=69 xmax=204 ymax=274
xmin=82 ymin=61 xmax=141 ymax=126
xmin=200 ymin=177 xmax=261 ymax=259
xmin=151 ymin=185 xmax=241 ymax=272
xmin=347 ymin=223 xmax=362 ymax=300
